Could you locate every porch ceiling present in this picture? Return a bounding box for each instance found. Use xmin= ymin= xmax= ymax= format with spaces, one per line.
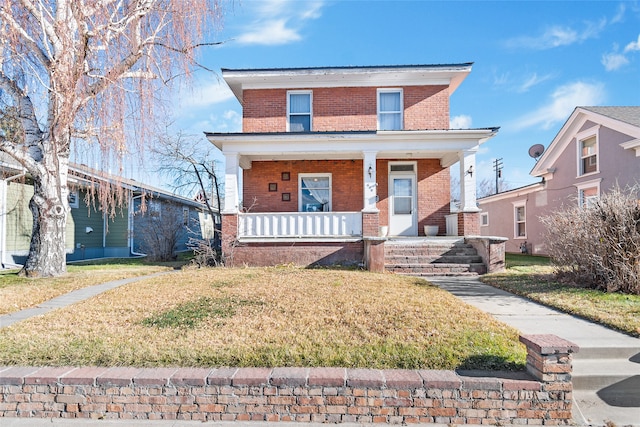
xmin=205 ymin=129 xmax=498 ymax=168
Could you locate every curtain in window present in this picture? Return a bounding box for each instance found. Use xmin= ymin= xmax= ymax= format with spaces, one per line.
xmin=301 ymin=177 xmax=330 ymax=212
xmin=290 ymin=94 xmax=310 ymax=113
xmin=379 ymin=92 xmax=401 ymax=130
xmin=289 ymin=94 xmax=311 ymax=131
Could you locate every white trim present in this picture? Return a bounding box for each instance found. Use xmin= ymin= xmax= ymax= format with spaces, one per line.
xmin=287 ymin=90 xmax=312 ymax=132
xmin=576 ymin=126 xmax=599 ymax=178
xmin=377 ymin=88 xmax=403 ymax=131
xmin=478 ymin=182 xmax=544 ymax=204
xmin=298 ymin=173 xmax=332 ymax=212
xmin=388 ymin=161 xmax=418 ymax=236
xmin=480 ymin=212 xmax=489 ymax=227
xmin=68 ymin=189 xmax=79 ymax=209
xmin=620 ymin=138 xmax=640 ymax=156
xmin=512 ymin=200 xmax=527 ymax=240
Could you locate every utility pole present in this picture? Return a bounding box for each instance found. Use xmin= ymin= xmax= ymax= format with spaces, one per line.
xmin=493 ymin=158 xmax=503 ymax=194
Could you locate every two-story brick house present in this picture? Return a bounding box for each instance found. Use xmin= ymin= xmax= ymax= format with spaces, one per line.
xmin=206 ymin=64 xmax=499 ymax=269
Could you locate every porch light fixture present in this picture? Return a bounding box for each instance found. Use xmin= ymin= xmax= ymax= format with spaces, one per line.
xmin=368 ymin=165 xmax=373 ymax=178
xmin=466 ymin=165 xmax=473 ymax=177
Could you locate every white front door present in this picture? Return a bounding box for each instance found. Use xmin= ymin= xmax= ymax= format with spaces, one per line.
xmin=389 ymin=169 xmax=417 ymax=236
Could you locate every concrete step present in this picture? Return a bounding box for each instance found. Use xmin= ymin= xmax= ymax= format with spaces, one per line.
xmin=574 ymin=346 xmax=640 ymax=360
xmin=384 ymin=255 xmax=484 ymax=264
xmin=572 ymin=357 xmax=640 ymax=390
xmin=386 ymin=262 xmax=487 ymax=275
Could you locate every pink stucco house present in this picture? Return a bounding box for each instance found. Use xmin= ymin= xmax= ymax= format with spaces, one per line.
xmin=479 ymin=106 xmax=640 ymax=255
xmin=206 ymin=64 xmax=503 ymax=272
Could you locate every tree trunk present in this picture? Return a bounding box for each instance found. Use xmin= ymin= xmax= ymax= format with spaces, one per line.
xmin=20 ymin=160 xmax=70 ymax=278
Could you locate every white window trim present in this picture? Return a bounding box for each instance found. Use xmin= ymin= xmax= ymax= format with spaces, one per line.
xmin=576 ymin=126 xmax=600 ymax=178
xmin=298 ymin=173 xmax=332 ymax=212
xmin=68 ymin=189 xmax=79 ymax=209
xmin=480 ymin=212 xmax=489 ymax=227
xmin=512 ymin=200 xmax=527 ymax=239
xmin=377 ymin=88 xmax=403 ymax=131
xmin=575 ymin=178 xmax=602 ymax=208
xmin=287 ymin=90 xmax=312 ymax=132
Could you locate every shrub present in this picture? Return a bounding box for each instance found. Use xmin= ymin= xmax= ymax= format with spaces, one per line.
xmin=540 ymin=184 xmax=640 ymax=294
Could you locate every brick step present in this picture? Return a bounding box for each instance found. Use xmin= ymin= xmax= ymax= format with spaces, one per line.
xmin=386 ymin=262 xmax=487 ymax=275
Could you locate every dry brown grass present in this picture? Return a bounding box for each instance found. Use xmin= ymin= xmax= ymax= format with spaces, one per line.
xmin=0 ymin=264 xmax=173 ymax=315
xmin=0 ymin=267 xmax=526 ymax=370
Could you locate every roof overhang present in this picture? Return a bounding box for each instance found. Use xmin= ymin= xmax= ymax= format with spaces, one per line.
xmin=205 ymin=128 xmax=498 ymax=169
xmin=222 ymin=64 xmax=473 ymax=103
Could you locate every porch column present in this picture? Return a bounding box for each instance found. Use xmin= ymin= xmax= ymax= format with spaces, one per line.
xmin=458 ymin=150 xmax=480 ymax=236
xmin=362 ymin=151 xmax=380 ymax=237
xmin=223 ymin=152 xmax=240 ymax=214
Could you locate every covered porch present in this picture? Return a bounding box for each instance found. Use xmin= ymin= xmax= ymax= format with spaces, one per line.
xmin=206 ymin=129 xmax=498 ymax=269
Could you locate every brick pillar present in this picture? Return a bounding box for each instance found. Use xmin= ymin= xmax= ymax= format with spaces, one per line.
xmin=364 ymin=238 xmax=385 ymax=273
xmin=362 ymin=211 xmax=380 ymax=237
xmin=457 ymin=211 xmax=480 ymax=236
xmin=221 ymin=213 xmax=238 ymax=266
xmin=519 ymin=334 xmax=579 ymax=423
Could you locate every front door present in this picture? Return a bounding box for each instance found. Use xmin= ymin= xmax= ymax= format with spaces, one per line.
xmin=389 ymin=166 xmax=417 ymax=236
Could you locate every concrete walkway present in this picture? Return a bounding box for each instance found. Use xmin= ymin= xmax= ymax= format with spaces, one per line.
xmin=428 ymin=276 xmax=640 ymax=427
xmin=1 ymin=273 xmax=638 ymax=426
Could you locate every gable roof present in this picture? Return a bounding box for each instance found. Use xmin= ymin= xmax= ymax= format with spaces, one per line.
xmin=221 ymin=63 xmax=473 ymax=103
xmin=530 ymin=106 xmax=640 ymax=178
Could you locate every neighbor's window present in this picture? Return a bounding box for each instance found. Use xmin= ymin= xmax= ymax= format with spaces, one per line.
xmin=480 ymin=212 xmax=489 ymax=227
xmin=149 ymin=200 xmax=161 ymax=219
xmin=183 ymin=207 xmax=189 ymax=226
xmin=578 ymin=185 xmax=600 ymax=208
xmin=580 ymin=135 xmax=598 ymax=175
xmin=378 ymin=89 xmax=403 ymax=130
xmin=299 ymin=174 xmax=331 ymax=212
xmin=514 ymin=203 xmax=526 ymax=238
xmin=68 ymin=190 xmax=79 ymax=209
xmin=287 ymin=91 xmax=312 ymax=132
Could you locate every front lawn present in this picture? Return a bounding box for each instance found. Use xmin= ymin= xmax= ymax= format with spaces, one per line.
xmin=0 ymin=267 xmax=526 ymax=370
xmin=482 ymin=253 xmax=640 ymax=337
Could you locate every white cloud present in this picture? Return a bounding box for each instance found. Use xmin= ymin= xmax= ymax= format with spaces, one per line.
xmin=518 ymin=72 xmax=553 ymax=93
xmin=506 ymin=19 xmax=606 ymax=50
xmin=450 ymin=115 xmax=472 ymax=129
xmin=602 ymin=51 xmax=629 ymax=71
xmin=235 ymin=0 xmax=324 ymax=46
xmin=513 ymin=81 xmax=606 ymax=130
xmin=611 ymin=3 xmax=626 ymax=24
xmin=236 ymin=19 xmax=301 ymax=45
xmin=624 ymin=34 xmax=640 ymax=52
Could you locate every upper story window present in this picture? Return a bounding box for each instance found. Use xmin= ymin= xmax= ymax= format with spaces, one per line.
xmin=579 ymin=134 xmax=598 ymax=175
xmin=287 ymin=91 xmax=312 ymax=132
xmin=377 ymin=89 xmax=403 ymax=130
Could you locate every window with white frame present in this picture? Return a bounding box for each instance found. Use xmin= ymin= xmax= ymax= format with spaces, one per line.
xmin=68 ymin=190 xmax=79 ymax=209
xmin=513 ymin=202 xmax=526 ymax=238
xmin=287 ymin=91 xmax=312 ymax=132
xmin=377 ymin=89 xmax=403 ymax=130
xmin=480 ymin=212 xmax=489 ymax=227
xmin=299 ymin=174 xmax=331 ymax=212
xmin=579 ymin=134 xmax=598 ymax=175
xmin=149 ymin=200 xmax=161 ymax=219
xmin=183 ymin=207 xmax=189 ymax=226
xmin=576 ymin=179 xmax=601 ymax=208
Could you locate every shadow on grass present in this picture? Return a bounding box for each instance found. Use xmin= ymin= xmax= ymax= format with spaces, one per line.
xmin=458 ymin=354 xmax=525 ymax=372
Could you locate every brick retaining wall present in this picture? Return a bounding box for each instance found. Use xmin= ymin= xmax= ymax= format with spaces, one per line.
xmin=0 ymin=335 xmax=578 ymax=424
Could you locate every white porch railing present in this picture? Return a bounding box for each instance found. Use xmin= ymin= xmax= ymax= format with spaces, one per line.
xmin=238 ymin=212 xmax=362 ymax=238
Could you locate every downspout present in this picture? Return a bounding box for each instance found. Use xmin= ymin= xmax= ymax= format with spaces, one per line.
xmin=1 ymin=171 xmax=27 ymax=268
xmin=129 ymin=194 xmax=146 ymax=257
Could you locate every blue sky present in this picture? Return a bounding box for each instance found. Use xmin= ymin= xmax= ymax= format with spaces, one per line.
xmin=170 ymin=0 xmax=640 ymax=191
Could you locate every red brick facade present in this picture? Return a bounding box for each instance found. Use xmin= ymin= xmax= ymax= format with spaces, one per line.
xmin=242 ymin=86 xmax=450 ymax=133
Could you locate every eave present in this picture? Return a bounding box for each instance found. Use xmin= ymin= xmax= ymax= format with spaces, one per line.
xmin=205 ymin=128 xmax=498 ymax=169
xmin=222 ymin=63 xmax=473 ymax=103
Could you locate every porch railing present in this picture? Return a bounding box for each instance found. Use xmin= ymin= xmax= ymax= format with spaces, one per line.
xmin=238 ymin=212 xmax=362 ymax=238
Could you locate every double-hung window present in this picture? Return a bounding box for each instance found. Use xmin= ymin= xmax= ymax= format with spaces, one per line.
xmin=513 ymin=202 xmax=526 ymax=238
xmin=287 ymin=91 xmax=312 ymax=132
xmin=579 ymin=135 xmax=598 ymax=175
xmin=377 ymin=89 xmax=403 ymax=130
xmin=576 ymin=179 xmax=601 ymax=208
xmin=299 ymin=174 xmax=331 ymax=212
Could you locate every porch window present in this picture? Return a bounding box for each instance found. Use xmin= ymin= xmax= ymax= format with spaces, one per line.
xmin=377 ymin=89 xmax=403 ymax=130
xmin=299 ymin=174 xmax=331 ymax=212
xmin=514 ymin=203 xmax=526 ymax=238
xmin=287 ymin=91 xmax=312 ymax=132
xmin=579 ymin=135 xmax=598 ymax=175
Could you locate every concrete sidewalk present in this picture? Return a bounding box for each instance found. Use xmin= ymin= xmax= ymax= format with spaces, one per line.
xmin=428 ymin=276 xmax=640 ymax=427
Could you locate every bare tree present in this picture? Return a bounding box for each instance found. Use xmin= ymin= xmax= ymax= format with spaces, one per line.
xmin=0 ymin=0 xmax=223 ymax=277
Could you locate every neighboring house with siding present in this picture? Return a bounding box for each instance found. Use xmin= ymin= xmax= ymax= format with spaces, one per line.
xmin=479 ymin=106 xmax=640 ymax=255
xmin=206 ymin=64 xmax=499 ymax=268
xmin=0 ymin=160 xmax=217 ymax=268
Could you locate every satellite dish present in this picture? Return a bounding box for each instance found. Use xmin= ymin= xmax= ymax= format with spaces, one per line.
xmin=528 ymin=144 xmax=545 ymax=161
